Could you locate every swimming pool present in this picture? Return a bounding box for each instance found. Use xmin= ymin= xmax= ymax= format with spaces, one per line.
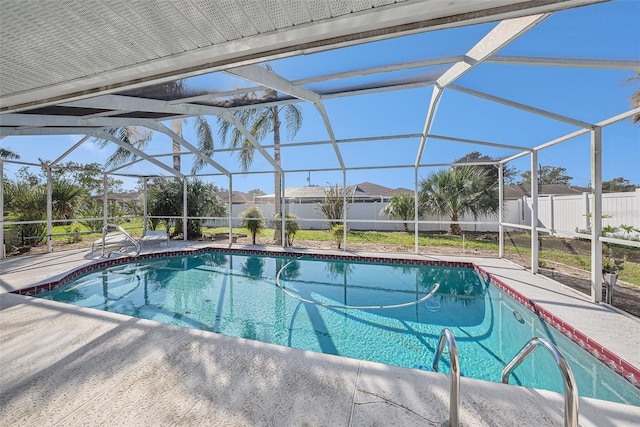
xmin=31 ymin=250 xmax=640 ymax=406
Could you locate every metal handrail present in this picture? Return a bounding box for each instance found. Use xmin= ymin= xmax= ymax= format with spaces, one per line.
xmin=432 ymin=328 xmax=460 ymax=427
xmin=501 ymin=337 xmax=578 ymax=427
xmin=101 ymin=223 xmax=140 ymax=257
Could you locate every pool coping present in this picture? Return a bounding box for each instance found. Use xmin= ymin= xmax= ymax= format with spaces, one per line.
xmin=10 ymin=245 xmax=640 ymax=392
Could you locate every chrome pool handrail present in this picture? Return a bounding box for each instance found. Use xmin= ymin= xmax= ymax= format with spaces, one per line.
xmin=432 ymin=328 xmax=460 ymax=427
xmin=501 ymin=337 xmax=578 ymax=427
xmin=101 ymin=223 xmax=141 ymax=258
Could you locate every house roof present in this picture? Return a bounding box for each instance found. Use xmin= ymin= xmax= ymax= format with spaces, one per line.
xmin=215 ymin=190 xmax=253 ymax=204
xmin=504 ymin=184 xmax=590 ymax=199
xmin=254 ymin=182 xmax=410 ymax=203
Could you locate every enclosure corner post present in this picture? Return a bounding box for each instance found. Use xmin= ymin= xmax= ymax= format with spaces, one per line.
xmin=281 ymin=173 xmax=286 ymax=248
xmin=228 ymin=175 xmax=233 ymax=242
xmin=590 ymin=126 xmax=603 ymax=303
xmin=498 ymin=162 xmax=504 ymax=258
xmin=414 ymin=166 xmax=419 ymax=254
xmin=0 ymin=160 xmax=4 ymax=259
xmin=530 ymin=150 xmax=538 ymax=273
xmin=46 ymin=166 xmax=52 ymax=253
xmin=103 ymin=174 xmax=108 ymax=229
xmin=143 ymin=178 xmax=148 ymax=236
xmin=343 ymin=169 xmax=347 ymax=251
xmin=183 ymin=178 xmax=188 ymax=242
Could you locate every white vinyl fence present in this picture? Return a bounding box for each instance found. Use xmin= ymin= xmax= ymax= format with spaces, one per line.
xmin=505 ymin=189 xmax=640 ymax=238
xmin=205 ymin=189 xmax=640 ymax=237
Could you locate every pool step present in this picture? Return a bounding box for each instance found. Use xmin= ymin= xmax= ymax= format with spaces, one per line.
xmin=412 ymin=364 xmax=435 ymax=372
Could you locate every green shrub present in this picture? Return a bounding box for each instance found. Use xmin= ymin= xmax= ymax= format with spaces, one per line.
xmin=64 ymin=222 xmax=83 ymax=244
xmin=241 ymin=206 xmax=265 ymax=244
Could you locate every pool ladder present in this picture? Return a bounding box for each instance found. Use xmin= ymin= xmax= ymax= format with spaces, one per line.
xmin=430 ymin=331 xmax=578 ymax=427
xmin=502 ymin=337 xmax=578 ymax=427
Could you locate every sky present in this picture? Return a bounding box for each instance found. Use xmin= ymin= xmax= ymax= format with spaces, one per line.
xmin=2 ymin=0 xmax=639 ymax=195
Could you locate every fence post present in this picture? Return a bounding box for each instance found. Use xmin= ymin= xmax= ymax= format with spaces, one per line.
xmin=548 ymin=195 xmax=554 ymax=235
xmin=582 ymin=192 xmax=590 ymax=231
xmin=636 ymin=188 xmax=640 ymax=229
xmin=590 ymin=126 xmax=602 ymax=303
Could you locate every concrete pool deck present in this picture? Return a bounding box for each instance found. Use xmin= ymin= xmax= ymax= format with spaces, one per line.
xmin=1 ymin=243 xmax=639 ymax=426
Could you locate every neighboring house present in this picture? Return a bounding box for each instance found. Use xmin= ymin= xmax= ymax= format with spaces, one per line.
xmin=254 ymin=182 xmax=413 ymax=204
xmin=504 ymin=184 xmax=590 ymax=200
xmin=92 ymin=191 xmax=144 ymax=213
xmin=214 ymin=190 xmax=253 ymax=204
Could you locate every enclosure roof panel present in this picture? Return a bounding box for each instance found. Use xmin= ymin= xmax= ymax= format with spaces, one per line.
xmin=0 ymin=0 xmax=602 ymax=113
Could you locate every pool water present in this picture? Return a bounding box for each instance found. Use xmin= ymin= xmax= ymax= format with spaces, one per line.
xmin=35 ymin=251 xmax=640 ymax=406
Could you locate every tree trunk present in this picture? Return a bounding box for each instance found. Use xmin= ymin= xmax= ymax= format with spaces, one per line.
xmin=273 ymin=110 xmax=283 ymax=245
xmin=172 ymin=119 xmax=182 ymax=173
xmin=172 ymin=119 xmax=184 ymax=236
xmin=403 ymin=222 xmax=409 ymax=232
xmin=449 ymin=211 xmax=462 ymax=235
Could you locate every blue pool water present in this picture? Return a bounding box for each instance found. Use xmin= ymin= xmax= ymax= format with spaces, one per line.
xmin=35 ymin=251 xmax=640 ymax=406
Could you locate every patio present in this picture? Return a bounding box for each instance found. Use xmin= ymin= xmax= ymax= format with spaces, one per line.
xmin=1 ymin=1 xmax=639 ymax=425
xmin=1 ymin=243 xmax=639 ymax=426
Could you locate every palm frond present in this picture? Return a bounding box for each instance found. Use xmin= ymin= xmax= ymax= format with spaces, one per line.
xmin=283 ymin=104 xmax=303 ymax=139
xmin=95 ymin=126 xmax=152 ymax=169
xmin=0 ymin=147 xmax=20 ymax=159
xmin=191 ymin=116 xmax=214 ymax=174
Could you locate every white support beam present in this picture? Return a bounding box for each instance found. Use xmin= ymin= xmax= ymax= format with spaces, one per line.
xmin=487 ymin=55 xmax=640 ymax=70
xmin=51 ymin=135 xmax=91 ymax=166
xmin=597 ymin=106 xmax=640 ymax=127
xmin=107 ymin=158 xmax=146 ymax=174
xmin=46 ymin=167 xmax=52 ymax=253
xmin=228 ymin=175 xmax=233 ymax=242
xmin=428 ymin=133 xmax=532 ymax=152
xmin=0 ymin=0 xmax=603 ymax=113
xmin=531 ymin=150 xmax=539 ymax=274
xmin=415 ymin=86 xmax=443 ymax=166
xmin=449 ymin=84 xmax=592 ymax=129
xmin=227 ymin=65 xmax=321 ymax=104
xmin=0 ymin=127 xmax=105 ymax=136
xmin=591 ymin=126 xmax=603 ymax=303
xmin=414 ymin=15 xmax=548 ymax=168
xmin=414 ymin=166 xmax=419 ymax=254
xmin=216 ymin=110 xmax=283 ymax=173
xmin=535 ymin=128 xmax=590 ymax=151
xmin=66 ymin=95 xmax=282 ymax=174
xmin=143 ymin=179 xmax=148 ymax=236
xmin=143 ymin=121 xmax=231 ymax=177
xmin=90 ymin=130 xmax=184 ymax=179
xmin=63 ymin=94 xmax=227 ymax=117
xmin=183 ymin=178 xmax=188 ymax=242
xmin=501 ymin=149 xmax=538 ymax=164
xmin=314 ymin=103 xmax=345 ymax=170
xmin=498 ymin=165 xmax=504 ymax=258
xmin=436 ymin=14 xmax=549 ymax=88
xmin=227 ymin=64 xmax=345 ymax=171
xmin=103 ymin=174 xmax=108 ymax=229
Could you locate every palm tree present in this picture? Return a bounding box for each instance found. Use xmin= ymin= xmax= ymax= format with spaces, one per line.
xmin=95 ymin=80 xmax=214 ymax=174
xmin=241 ymin=206 xmax=265 ymax=244
xmin=381 ymin=193 xmax=415 ymax=232
xmin=217 ymin=69 xmax=303 ymax=244
xmin=0 ymin=147 xmax=20 ymax=159
xmin=418 ymin=166 xmax=498 ymax=235
xmin=629 ymin=71 xmax=639 ymax=125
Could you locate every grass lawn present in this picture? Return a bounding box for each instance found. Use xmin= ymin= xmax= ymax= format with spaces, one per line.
xmin=19 ymin=223 xmax=640 ymax=287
